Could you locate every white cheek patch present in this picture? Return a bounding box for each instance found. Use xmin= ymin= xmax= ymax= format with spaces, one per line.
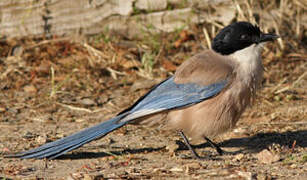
xmin=229 ymin=43 xmax=263 ymax=65
xmin=228 ymin=43 xmax=264 ymax=84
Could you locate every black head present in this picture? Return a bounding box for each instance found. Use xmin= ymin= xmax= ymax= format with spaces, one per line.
xmin=212 ymin=21 xmax=279 ymax=55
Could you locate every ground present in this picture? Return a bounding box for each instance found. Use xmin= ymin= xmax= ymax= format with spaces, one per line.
xmin=0 ymin=16 xmax=306 ymax=179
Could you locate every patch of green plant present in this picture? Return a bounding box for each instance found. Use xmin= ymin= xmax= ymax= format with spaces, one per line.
xmin=172 ymin=25 xmax=187 ymax=41
xmin=49 ymin=67 xmax=77 ymax=98
xmin=167 ymin=3 xmax=174 ymax=11
xmin=141 ymin=51 xmax=155 ymax=74
xmin=138 ymin=26 xmax=162 ymax=74
xmin=283 ymin=154 xmax=296 ymax=164
xmin=301 ymin=153 xmax=307 ymax=163
xmin=174 ymin=0 xmax=189 ymax=9
xmin=91 ymin=27 xmax=113 ymax=44
xmin=283 ymin=153 xmax=307 ymax=164
xmin=132 ymin=6 xmax=142 ymax=15
xmin=140 ymin=24 xmax=162 ymax=53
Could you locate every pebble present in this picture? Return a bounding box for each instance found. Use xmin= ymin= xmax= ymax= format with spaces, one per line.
xmin=256 ymin=149 xmax=280 ymax=164
xmin=170 ymin=166 xmax=183 ymax=172
xmin=23 ymin=85 xmax=37 ymax=93
xmin=80 ymin=98 xmax=96 ymax=106
xmin=83 ymin=174 xmax=94 ymax=180
xmin=234 ymin=153 xmax=244 ymax=161
xmin=0 ymin=107 xmax=6 ymax=112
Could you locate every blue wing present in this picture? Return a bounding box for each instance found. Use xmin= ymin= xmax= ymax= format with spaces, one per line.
xmin=120 ymin=76 xmax=227 ymax=122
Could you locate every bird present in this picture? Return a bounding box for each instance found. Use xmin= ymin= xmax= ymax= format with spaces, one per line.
xmin=7 ymin=21 xmax=279 ymax=160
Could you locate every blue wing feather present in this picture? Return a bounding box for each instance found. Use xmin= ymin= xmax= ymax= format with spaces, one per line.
xmin=120 ymin=77 xmax=227 ymax=121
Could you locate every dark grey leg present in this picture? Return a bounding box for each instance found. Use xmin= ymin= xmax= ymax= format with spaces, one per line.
xmin=179 ymin=131 xmax=202 ymax=159
xmin=204 ymin=137 xmax=224 ymax=155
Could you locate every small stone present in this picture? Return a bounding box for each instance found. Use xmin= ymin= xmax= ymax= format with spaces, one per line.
xmin=237 ymin=171 xmax=252 ymax=180
xmin=122 ymin=59 xmax=141 ymax=69
xmin=80 ymin=98 xmax=96 ymax=106
xmin=130 ymin=79 xmax=157 ymax=92
xmin=8 ymin=107 xmax=19 ymax=114
xmin=135 ymin=0 xmax=167 ymax=11
xmin=23 ymin=131 xmax=35 ymax=139
xmin=274 ymin=95 xmax=281 ymax=101
xmin=12 ymin=45 xmax=24 ymax=56
xmin=153 ymin=168 xmax=162 ymax=173
xmin=71 ymin=172 xmax=83 ymax=179
xmin=66 ymin=175 xmax=74 ymax=180
xmin=286 ymin=94 xmax=294 ymax=100
xmin=234 ymin=153 xmax=244 ymax=161
xmin=256 ymin=149 xmax=280 ymax=164
xmin=0 ymin=107 xmax=6 ymax=112
xmin=83 ymin=174 xmax=94 ymax=180
xmin=256 ymin=174 xmax=267 ymax=180
xmin=36 ymin=61 xmax=51 ymax=75
xmin=23 ymin=85 xmax=37 ymax=93
xmin=36 ymin=135 xmax=48 ymax=144
xmin=170 ymin=166 xmax=183 ymax=172
xmin=186 ymin=162 xmax=201 ymax=169
xmin=75 ymin=118 xmax=86 ymax=122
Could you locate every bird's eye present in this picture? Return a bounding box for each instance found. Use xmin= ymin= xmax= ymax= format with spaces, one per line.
xmin=240 ymin=34 xmax=249 ymax=40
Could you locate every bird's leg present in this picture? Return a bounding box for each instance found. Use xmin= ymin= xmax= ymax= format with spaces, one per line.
xmin=204 ymin=137 xmax=224 ymax=155
xmin=179 ymin=131 xmax=202 ymax=159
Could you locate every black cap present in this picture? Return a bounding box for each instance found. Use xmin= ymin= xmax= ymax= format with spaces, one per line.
xmin=212 ymin=22 xmax=279 ymax=55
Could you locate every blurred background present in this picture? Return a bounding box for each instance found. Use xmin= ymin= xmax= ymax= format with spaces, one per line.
xmin=0 ymin=0 xmax=306 ymax=179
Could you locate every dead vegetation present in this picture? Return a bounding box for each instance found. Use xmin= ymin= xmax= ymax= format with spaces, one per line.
xmin=0 ymin=0 xmax=306 ymax=179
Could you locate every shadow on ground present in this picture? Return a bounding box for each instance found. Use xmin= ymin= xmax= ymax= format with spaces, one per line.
xmin=54 ymin=130 xmax=306 ymax=160
xmin=218 ymin=130 xmax=307 ymax=149
xmin=57 ymin=147 xmax=165 ymax=160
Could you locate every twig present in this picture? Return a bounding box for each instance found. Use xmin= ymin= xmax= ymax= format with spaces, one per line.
xmin=292 ymin=71 xmax=307 ymax=87
xmin=136 ymin=69 xmax=154 ymax=80
xmin=244 ymin=0 xmax=256 ymax=24
xmin=233 ymin=0 xmax=247 ymax=21
xmin=274 ymin=71 xmax=307 ymax=94
xmin=82 ymin=42 xmax=109 ymax=60
xmin=256 ymin=121 xmax=307 ymax=125
xmin=49 ymin=67 xmax=77 ymax=98
xmin=207 ymin=20 xmax=224 ymax=29
xmin=202 ymin=27 xmax=211 ymax=49
xmin=56 ymin=102 xmax=93 ymax=113
xmin=154 ymin=43 xmax=164 ymax=64
xmin=106 ymin=67 xmax=127 ymax=80
xmin=81 ymin=42 xmax=127 ymax=80
xmin=25 ymin=37 xmax=70 ymax=49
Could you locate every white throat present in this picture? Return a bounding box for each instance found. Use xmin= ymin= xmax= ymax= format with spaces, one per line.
xmin=229 ymin=43 xmax=264 ymax=86
xmin=230 ymin=43 xmax=264 ymax=66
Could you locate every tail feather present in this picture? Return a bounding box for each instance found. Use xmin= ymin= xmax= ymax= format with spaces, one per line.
xmin=21 ymin=130 xmax=103 ymax=159
xmin=29 ymin=130 xmax=105 ymax=159
xmin=7 ymin=115 xmax=127 ymax=159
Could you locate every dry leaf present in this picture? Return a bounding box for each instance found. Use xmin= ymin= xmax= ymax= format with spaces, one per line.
xmin=162 ymin=59 xmax=177 ymax=71
xmin=174 ymin=30 xmax=191 ymax=48
xmin=121 ymin=59 xmax=141 ymax=69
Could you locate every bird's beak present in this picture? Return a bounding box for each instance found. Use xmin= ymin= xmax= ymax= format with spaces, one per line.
xmin=259 ymin=33 xmax=280 ymax=43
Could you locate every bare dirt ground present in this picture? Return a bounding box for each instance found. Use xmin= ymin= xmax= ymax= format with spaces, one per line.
xmin=0 ymin=5 xmax=307 ymax=179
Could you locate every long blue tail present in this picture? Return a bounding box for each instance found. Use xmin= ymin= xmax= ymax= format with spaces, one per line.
xmin=8 ymin=114 xmax=127 ymax=159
